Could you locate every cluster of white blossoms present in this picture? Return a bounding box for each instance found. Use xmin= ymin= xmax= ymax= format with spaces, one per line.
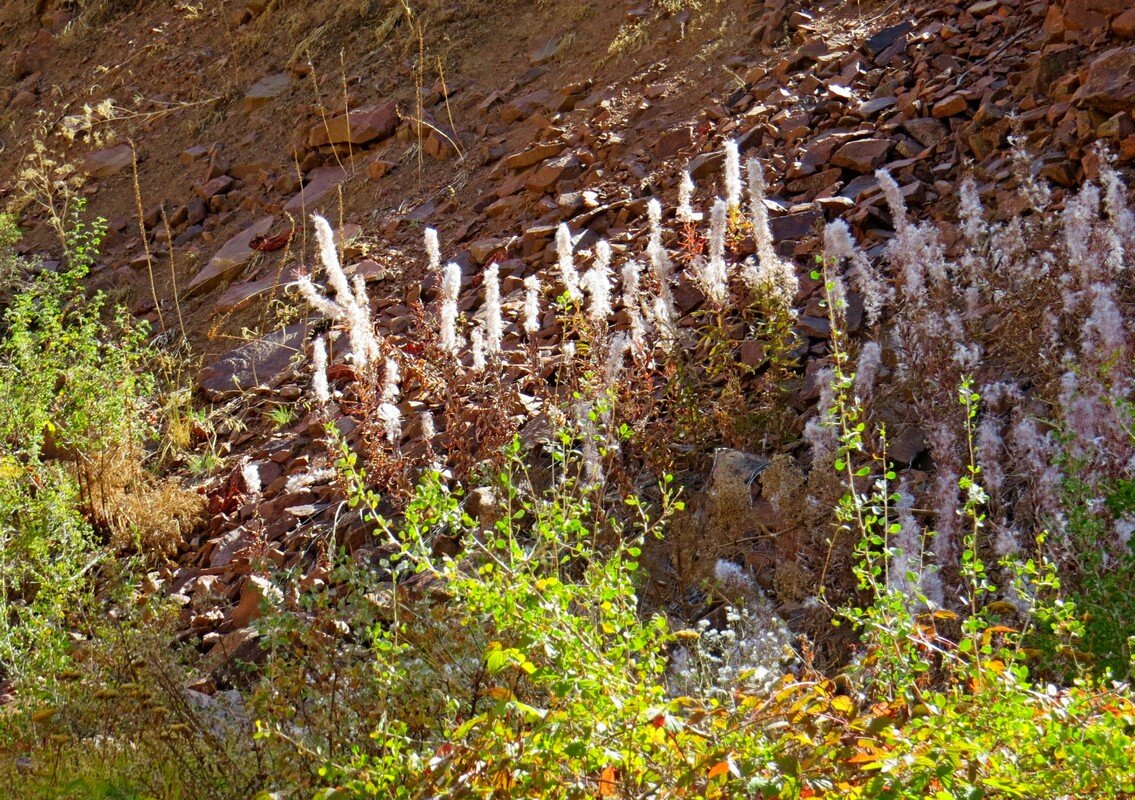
xmin=667 ymin=561 xmax=796 ymax=701
xmin=292 ymin=133 xmax=1135 ymax=618
xmin=303 ymin=139 xmax=832 ymax=410
xmin=298 ymin=216 xmax=381 ymax=371
xmin=296 ymin=140 xmax=824 ymax=457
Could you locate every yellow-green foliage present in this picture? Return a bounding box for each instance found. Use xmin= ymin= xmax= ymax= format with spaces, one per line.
xmin=0 ymin=205 xmax=151 ymax=688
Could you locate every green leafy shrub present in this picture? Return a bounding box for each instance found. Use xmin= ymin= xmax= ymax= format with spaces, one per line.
xmin=289 ymin=252 xmax=1135 ymax=798
xmin=0 ymin=203 xmax=151 ymax=688
xmin=0 ymin=586 xmax=266 ymax=800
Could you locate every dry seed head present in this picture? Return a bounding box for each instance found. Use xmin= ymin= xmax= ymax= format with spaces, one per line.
xmin=993 ymin=526 xmax=1022 ymax=559
xmin=875 ymin=169 xmax=909 ymax=236
xmin=651 ymin=293 xmax=678 ymax=349
xmin=677 ymin=170 xmax=703 ymax=223
xmin=646 ymin=198 xmax=675 ymax=284
xmin=581 ymin=240 xmax=613 ymax=324
xmin=957 ymin=176 xmax=985 ymax=243
xmin=1115 ymin=516 xmax=1135 ymax=550
xmin=484 ymin=262 xmax=503 ymax=357
xmin=804 ymin=367 xmax=837 ymax=473
xmin=822 ymin=220 xmax=889 ymax=327
xmin=723 ymin=139 xmax=742 ymax=211
xmin=305 ymin=215 xmax=379 ymax=368
xmin=976 ymin=412 xmax=1006 ymax=496
xmin=1082 ymin=281 xmax=1127 ymax=363
xmin=439 ymin=262 xmax=463 ymax=354
xmin=605 ymin=330 xmax=631 ymax=388
xmin=297 ymin=275 xmax=344 ymax=322
xmin=311 ymin=335 xmax=330 ymax=405
xmin=696 ymin=198 xmax=730 ymax=305
xmin=622 ymin=259 xmax=648 ymax=350
xmin=746 ymin=156 xmax=774 ymax=263
xmin=577 ymin=400 xmax=603 ymax=486
xmin=470 ymin=326 xmax=486 ymax=372
xmin=379 ymin=402 xmax=401 ymax=446
xmin=345 ymin=301 xmax=381 ymax=368
xmin=523 ymin=275 xmax=542 ymax=336
xmin=888 ymin=484 xmax=923 ymax=601
xmin=645 ymin=197 xmax=679 ymax=344
xmin=932 ymin=465 xmax=961 ymax=567
xmin=556 ymin=223 xmax=582 ymax=302
xmin=746 ymin=157 xmax=799 ymax=311
xmin=853 ymin=341 xmax=882 ymax=403
xmin=1009 ymin=134 xmax=1050 ymax=210
xmin=1064 ymin=182 xmax=1101 ymax=287
xmin=381 ymin=356 xmax=404 ymax=442
xmin=381 ymin=357 xmax=400 ymax=406
xmin=714 ymin=559 xmax=755 ymax=593
xmin=424 ymin=227 xmax=441 ymax=272
xmin=312 ymin=214 xmax=353 ymax=306
xmin=241 ymin=460 xmax=261 ymax=497
xmin=1099 ymin=154 xmax=1133 ymax=273
xmin=352 ymin=274 xmax=369 ymax=310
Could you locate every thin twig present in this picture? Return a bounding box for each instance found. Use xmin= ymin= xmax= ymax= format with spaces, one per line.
xmin=129 ymin=139 xmax=165 ymax=332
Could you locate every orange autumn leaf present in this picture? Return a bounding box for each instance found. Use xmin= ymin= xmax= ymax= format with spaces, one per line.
xmin=708 ymin=759 xmax=731 ymax=780
xmin=598 ymin=765 xmax=617 ymax=796
xmin=486 ymin=686 xmax=512 ymax=701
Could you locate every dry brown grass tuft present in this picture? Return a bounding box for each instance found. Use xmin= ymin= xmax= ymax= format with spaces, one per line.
xmin=106 ymin=476 xmax=207 ymax=559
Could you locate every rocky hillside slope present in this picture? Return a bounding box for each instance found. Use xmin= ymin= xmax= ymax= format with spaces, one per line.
xmin=1 ymin=0 xmax=1134 ymax=680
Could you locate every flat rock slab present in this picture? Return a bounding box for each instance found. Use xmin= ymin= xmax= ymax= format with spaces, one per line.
xmin=864 ymin=21 xmax=913 ymax=56
xmin=769 ymin=208 xmax=824 ymax=241
xmin=242 ymin=72 xmax=290 ymax=113
xmin=307 ymin=101 xmax=398 ymax=147
xmin=831 ymin=138 xmax=893 ymax=172
xmin=1076 ymin=46 xmax=1135 ymax=114
xmin=903 ymin=117 xmax=947 ymax=148
xmin=1116 ymin=8 xmax=1135 ymax=38
xmin=197 ymin=321 xmax=308 ymax=400
xmin=530 ymin=33 xmax=566 ymax=65
xmin=282 ymin=166 xmax=347 ymax=214
xmin=83 ymin=144 xmax=133 ymax=178
xmin=215 ymin=268 xmax=300 ymax=315
xmin=186 ymin=216 xmax=275 ymax=297
xmin=503 ymin=141 xmax=566 ymax=170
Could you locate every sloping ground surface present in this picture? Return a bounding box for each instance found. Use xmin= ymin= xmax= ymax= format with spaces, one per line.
xmin=1 ymin=0 xmax=1133 ymax=677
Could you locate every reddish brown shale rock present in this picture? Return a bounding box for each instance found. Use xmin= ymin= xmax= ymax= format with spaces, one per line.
xmin=197 ymin=322 xmax=308 ymax=400
xmin=1060 ymin=0 xmax=1129 ymax=33
xmin=932 ymin=94 xmax=968 ymax=118
xmin=500 ymin=89 xmax=553 ymax=123
xmin=503 ymin=142 xmax=566 ymax=170
xmin=185 ymin=216 xmax=275 ymax=296
xmin=1075 ymin=46 xmax=1135 ymax=113
xmin=831 ymin=139 xmax=893 ymax=172
xmin=1115 ymin=9 xmax=1135 ymax=38
xmin=7 ymin=29 xmax=52 ymax=79
xmin=365 ymin=159 xmax=397 ymax=180
xmin=215 ymin=270 xmax=300 ymax=315
xmin=903 ymin=118 xmax=947 ymax=148
xmin=282 ymin=166 xmax=348 ymax=214
xmin=307 ymin=101 xmax=399 ymax=147
xmin=82 ymin=144 xmax=134 ymax=179
xmin=241 ymin=73 xmax=290 ymax=114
